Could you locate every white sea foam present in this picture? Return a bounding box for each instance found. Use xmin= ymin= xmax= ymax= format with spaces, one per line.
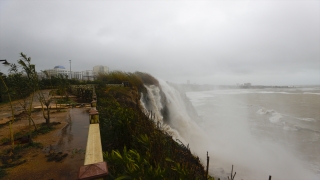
xmin=258 ymin=91 xmax=275 ymax=94
xmin=256 ymin=108 xmax=266 ymax=115
xmin=256 ymin=91 xmax=300 ymax=95
xmin=310 ymin=134 xmax=320 ymax=142
xmin=294 ymin=125 xmax=320 ymax=134
xmin=277 ymin=92 xmax=299 ymax=94
xmin=256 ymin=108 xmax=275 ymax=115
xmin=186 ymin=92 xmax=217 ymax=107
xmin=269 ymin=112 xmax=283 ymax=123
xmin=298 ymin=118 xmax=316 ymax=122
xmin=256 ymin=108 xmax=283 ymax=123
xmin=283 ymin=125 xmax=298 ymax=131
xmin=199 ymin=89 xmax=252 ymax=95
xmin=303 ymin=92 xmax=320 ymax=95
xmin=186 ymin=92 xmax=213 ymax=100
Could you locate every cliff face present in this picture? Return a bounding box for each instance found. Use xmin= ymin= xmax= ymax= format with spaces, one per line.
xmin=97 ymin=82 xmax=210 ymax=180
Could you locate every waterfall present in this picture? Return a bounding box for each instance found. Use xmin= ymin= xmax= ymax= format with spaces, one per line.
xmin=140 ymin=79 xmax=319 ymax=180
xmin=140 ymin=83 xmax=187 ymax=145
xmin=140 ymin=79 xmax=209 ymax=158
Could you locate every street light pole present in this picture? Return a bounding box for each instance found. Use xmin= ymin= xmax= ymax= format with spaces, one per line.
xmin=69 ymin=60 xmax=71 ymax=79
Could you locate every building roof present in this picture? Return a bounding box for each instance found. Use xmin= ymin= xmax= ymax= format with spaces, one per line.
xmin=54 ymin=65 xmax=65 ymax=69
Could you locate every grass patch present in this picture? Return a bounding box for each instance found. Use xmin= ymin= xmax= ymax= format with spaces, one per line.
xmin=32 ymin=123 xmax=56 ymax=136
xmin=0 ymin=142 xmax=43 ymax=170
xmin=45 ymin=151 xmax=68 ymax=162
xmin=0 ymin=137 xmax=10 ymax=144
xmin=0 ymin=123 xmax=6 ymax=129
xmin=0 ymin=117 xmax=22 ymax=129
xmin=0 ymin=167 xmax=7 ymax=178
xmin=0 ymin=122 xmax=60 ymax=146
xmin=56 ymin=99 xmax=76 ymax=105
xmin=11 ymin=142 xmax=43 ymax=154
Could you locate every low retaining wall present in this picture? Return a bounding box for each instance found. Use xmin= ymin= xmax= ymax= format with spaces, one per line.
xmin=78 ymin=87 xmax=108 ymax=180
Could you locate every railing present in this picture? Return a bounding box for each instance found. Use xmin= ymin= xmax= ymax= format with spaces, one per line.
xmin=78 ymin=88 xmax=108 ymax=180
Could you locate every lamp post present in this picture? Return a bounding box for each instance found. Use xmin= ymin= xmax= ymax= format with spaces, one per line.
xmin=69 ymin=60 xmax=71 ymax=79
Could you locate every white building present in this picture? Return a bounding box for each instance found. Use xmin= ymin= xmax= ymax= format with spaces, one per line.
xmin=82 ymin=70 xmax=94 ymax=81
xmin=41 ymin=65 xmax=82 ymax=79
xmin=93 ymin=65 xmax=109 ymax=77
xmin=44 ymin=65 xmax=69 ymax=78
xmin=39 ymin=64 xmax=109 ymax=81
xmin=72 ymin=71 xmax=83 ymax=80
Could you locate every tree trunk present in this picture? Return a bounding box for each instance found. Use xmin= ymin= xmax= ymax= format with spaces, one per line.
xmin=0 ymin=76 xmax=15 ymax=151
xmin=28 ymin=91 xmax=37 ymax=132
xmin=46 ymin=104 xmax=50 ymax=124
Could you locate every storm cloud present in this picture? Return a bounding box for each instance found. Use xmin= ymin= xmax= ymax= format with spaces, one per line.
xmin=0 ymin=0 xmax=319 ymax=85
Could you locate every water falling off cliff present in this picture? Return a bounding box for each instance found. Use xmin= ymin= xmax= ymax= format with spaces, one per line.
xmin=140 ymin=80 xmax=319 ymax=180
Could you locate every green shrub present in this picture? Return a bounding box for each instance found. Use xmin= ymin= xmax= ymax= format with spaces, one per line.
xmin=104 ymin=146 xmax=166 ymax=179
xmin=0 ymin=167 xmax=7 ymax=178
xmin=97 ymin=78 xmax=208 ymax=179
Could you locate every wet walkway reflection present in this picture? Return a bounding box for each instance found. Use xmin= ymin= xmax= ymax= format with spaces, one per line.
xmin=55 ymin=108 xmax=89 ymax=153
xmin=6 ymin=108 xmax=90 ymax=180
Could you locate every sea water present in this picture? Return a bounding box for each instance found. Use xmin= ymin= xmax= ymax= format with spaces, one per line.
xmin=141 ymin=82 xmax=320 ymax=179
xmin=186 ymin=87 xmax=320 ymax=180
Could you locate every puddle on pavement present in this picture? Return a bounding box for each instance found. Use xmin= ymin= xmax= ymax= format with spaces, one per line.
xmin=50 ymin=108 xmax=89 ymax=153
xmin=6 ymin=107 xmax=91 ymax=180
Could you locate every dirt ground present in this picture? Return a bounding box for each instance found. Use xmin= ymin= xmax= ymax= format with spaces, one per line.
xmin=0 ymin=90 xmax=90 ymax=180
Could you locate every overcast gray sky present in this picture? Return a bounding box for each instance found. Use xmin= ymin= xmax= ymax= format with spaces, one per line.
xmin=0 ymin=0 xmax=319 ymax=85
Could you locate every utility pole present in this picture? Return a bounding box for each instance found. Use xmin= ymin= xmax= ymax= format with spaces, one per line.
xmin=69 ymin=60 xmax=71 ymax=79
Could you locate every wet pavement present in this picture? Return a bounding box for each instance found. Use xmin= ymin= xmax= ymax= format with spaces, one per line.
xmin=4 ymin=108 xmax=90 ymax=180
xmin=51 ymin=108 xmax=89 ymax=153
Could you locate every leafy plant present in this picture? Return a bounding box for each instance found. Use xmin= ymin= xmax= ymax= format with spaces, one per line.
xmin=104 ymin=146 xmax=166 ymax=180
xmin=9 ymin=53 xmax=38 ymax=136
xmin=0 ymin=167 xmax=7 ymax=178
xmin=97 ymin=72 xmax=209 ymax=180
xmin=0 ymin=72 xmax=16 ymax=151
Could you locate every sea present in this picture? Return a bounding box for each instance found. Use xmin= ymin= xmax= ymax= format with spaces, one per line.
xmin=186 ymin=86 xmax=320 ymax=180
xmin=141 ymin=82 xmax=320 ymax=180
